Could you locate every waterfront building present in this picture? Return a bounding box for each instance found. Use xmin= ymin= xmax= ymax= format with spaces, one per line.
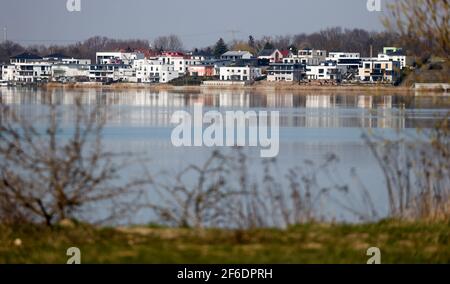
xmin=306 ymin=61 xmax=342 ymax=81
xmin=219 ymin=65 xmax=262 ymax=81
xmin=358 ymin=59 xmax=401 ymax=83
xmin=9 ymin=52 xmax=52 ymax=83
xmin=267 ymin=63 xmax=306 ymax=82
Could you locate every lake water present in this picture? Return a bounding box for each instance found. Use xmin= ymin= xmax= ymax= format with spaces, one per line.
xmin=1 ymin=87 xmax=449 ymax=224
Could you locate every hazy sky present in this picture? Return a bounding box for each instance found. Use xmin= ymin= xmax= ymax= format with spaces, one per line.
xmin=0 ymin=0 xmax=390 ymax=48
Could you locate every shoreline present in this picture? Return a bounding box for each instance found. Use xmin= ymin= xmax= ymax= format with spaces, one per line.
xmin=6 ymin=81 xmax=448 ymax=95
xmin=38 ymin=81 xmax=419 ymax=94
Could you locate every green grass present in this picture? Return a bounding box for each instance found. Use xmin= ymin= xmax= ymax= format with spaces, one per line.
xmin=0 ymin=220 xmax=449 ymax=264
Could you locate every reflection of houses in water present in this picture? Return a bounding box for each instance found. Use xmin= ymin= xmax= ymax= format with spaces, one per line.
xmin=0 ymin=88 xmax=418 ymax=129
xmin=218 ymin=91 xmax=250 ymax=108
xmin=305 ymin=95 xmax=334 ymax=108
xmin=357 ymin=95 xmax=405 ymax=129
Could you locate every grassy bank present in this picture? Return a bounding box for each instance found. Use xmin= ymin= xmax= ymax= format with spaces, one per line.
xmin=1 ymin=220 xmax=448 ymax=264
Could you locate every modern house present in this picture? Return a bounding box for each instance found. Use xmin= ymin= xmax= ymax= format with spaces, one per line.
xmin=377 ymin=49 xmax=409 ymax=69
xmin=96 ymin=51 xmax=144 ymax=65
xmin=88 ymin=64 xmax=130 ymax=82
xmin=267 ymin=63 xmax=305 ymax=82
xmin=133 ymin=59 xmax=180 ymax=83
xmin=325 ymin=53 xmax=362 ymax=80
xmin=220 ymin=51 xmax=253 ymax=61
xmin=358 ymin=59 xmax=401 ymax=83
xmin=306 ymin=61 xmax=342 ymax=81
xmin=158 ymin=52 xmax=201 ymax=75
xmin=9 ymin=52 xmax=52 ymax=83
xmin=257 ymin=49 xmax=284 ymax=63
xmin=219 ymin=65 xmax=262 ymax=81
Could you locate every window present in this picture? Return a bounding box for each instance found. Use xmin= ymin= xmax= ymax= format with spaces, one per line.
xmin=319 ymin=69 xmax=324 ymax=74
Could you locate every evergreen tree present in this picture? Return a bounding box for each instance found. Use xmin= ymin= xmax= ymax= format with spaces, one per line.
xmin=288 ymin=44 xmax=298 ymax=54
xmin=214 ymin=38 xmax=228 ymax=58
xmin=248 ymin=35 xmax=256 ymax=49
xmin=263 ymin=41 xmax=274 ymax=50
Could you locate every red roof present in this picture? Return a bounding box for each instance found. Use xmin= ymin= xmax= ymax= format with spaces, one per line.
xmin=280 ymin=50 xmax=291 ymax=57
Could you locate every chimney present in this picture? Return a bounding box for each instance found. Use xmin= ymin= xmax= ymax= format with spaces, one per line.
xmin=370 ymin=45 xmax=373 ymax=58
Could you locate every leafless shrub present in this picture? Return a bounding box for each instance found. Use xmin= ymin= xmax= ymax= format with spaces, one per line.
xmin=363 ymin=114 xmax=450 ymax=221
xmin=148 ymin=149 xmax=347 ymax=229
xmin=0 ymin=97 xmax=147 ymax=226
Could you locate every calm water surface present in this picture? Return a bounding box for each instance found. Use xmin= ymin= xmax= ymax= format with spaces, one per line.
xmin=1 ymin=87 xmax=449 ymax=223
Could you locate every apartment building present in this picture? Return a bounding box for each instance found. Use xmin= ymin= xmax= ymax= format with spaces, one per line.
xmin=158 ymin=52 xmax=201 ymax=75
xmin=9 ymin=52 xmax=52 ymax=83
xmin=133 ymin=59 xmax=180 ymax=83
xmin=267 ymin=63 xmax=305 ymax=82
xmin=219 ymin=66 xmax=262 ymax=81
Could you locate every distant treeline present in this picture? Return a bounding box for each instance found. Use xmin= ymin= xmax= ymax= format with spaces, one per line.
xmin=0 ymin=27 xmax=403 ymax=64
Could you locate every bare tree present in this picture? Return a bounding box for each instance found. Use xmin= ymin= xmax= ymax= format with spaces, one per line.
xmin=0 ymin=97 xmax=147 ymax=226
xmin=153 ymin=35 xmax=183 ymax=51
xmin=384 ymin=0 xmax=450 ymax=59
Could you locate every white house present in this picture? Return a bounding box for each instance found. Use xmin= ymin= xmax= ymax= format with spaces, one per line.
xmin=133 ymin=59 xmax=180 ymax=83
xmin=96 ymin=51 xmax=144 ymax=65
xmin=219 ymin=66 xmax=262 ymax=81
xmin=9 ymin=52 xmax=52 ymax=83
xmin=220 ymin=51 xmax=253 ymax=61
xmin=306 ymin=61 xmax=342 ymax=81
xmin=157 ymin=52 xmax=201 ymax=75
xmin=267 ymin=63 xmax=305 ymax=82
